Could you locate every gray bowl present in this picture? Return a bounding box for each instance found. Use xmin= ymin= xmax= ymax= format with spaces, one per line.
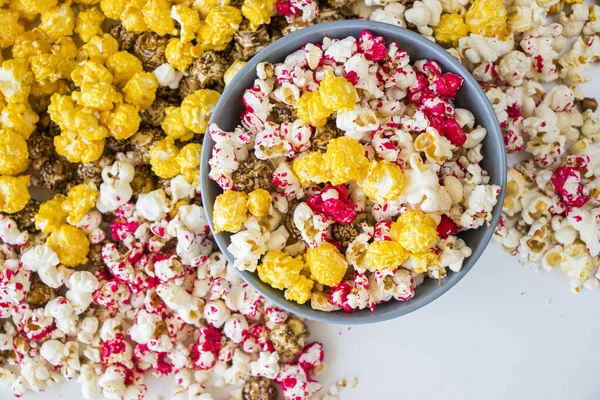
xmin=201 ymin=20 xmax=507 ymax=324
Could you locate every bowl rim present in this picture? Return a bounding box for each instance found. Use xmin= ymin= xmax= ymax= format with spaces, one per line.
xmin=201 ymin=20 xmax=507 ymax=324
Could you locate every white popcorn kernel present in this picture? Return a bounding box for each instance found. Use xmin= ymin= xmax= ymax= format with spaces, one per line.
xmin=153 ymin=63 xmax=183 ymax=89
xmin=250 ymin=352 xmax=280 ymax=379
xmin=137 ymin=190 xmax=171 ymax=222
xmin=203 ymin=300 xmax=231 ymax=328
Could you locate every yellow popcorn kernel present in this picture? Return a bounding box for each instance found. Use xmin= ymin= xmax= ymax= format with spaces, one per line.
xmin=391 ymin=210 xmax=439 ymax=253
xmin=293 ymin=152 xmax=326 ymax=188
xmin=62 ymin=182 xmax=99 ymax=225
xmin=247 ymin=189 xmax=272 ymax=218
xmin=19 ymin=0 xmax=57 ymax=14
xmin=106 ymin=52 xmax=144 ymax=87
xmin=48 ymin=93 xmax=72 ymax=129
xmin=306 ymin=242 xmax=347 ymax=286
xmin=165 ymin=38 xmax=195 ymax=72
xmin=78 ymin=34 xmax=119 ymax=64
xmin=414 ymin=128 xmax=452 ymax=163
xmin=366 ymin=240 xmax=410 ymax=272
xmin=224 ymin=60 xmax=247 ymax=86
xmin=410 ymin=251 xmax=440 ymax=274
xmin=150 ymin=137 xmax=181 ymax=178
xmin=107 ymin=103 xmax=141 ymax=140
xmin=9 ymin=0 xmax=37 ymax=22
xmin=0 ymin=10 xmax=25 ymax=49
xmin=30 ymin=54 xmax=64 ymax=84
xmin=180 ymin=90 xmax=221 ymax=133
xmin=143 ymin=0 xmax=178 ymax=36
xmin=433 ymin=13 xmax=470 ymax=46
xmin=323 ymin=136 xmax=368 ymax=185
xmin=52 ymin=37 xmax=79 ymax=62
xmin=162 ymin=106 xmax=194 ymax=141
xmin=172 ymin=4 xmax=201 ymax=43
xmin=12 ymin=29 xmax=51 ymax=59
xmin=194 ymin=0 xmax=231 ymax=18
xmin=257 ymin=250 xmax=304 ymax=290
xmin=242 ymin=0 xmax=276 ymax=31
xmin=176 ymin=143 xmax=201 ymax=184
xmin=68 ymin=107 xmax=109 ymax=141
xmin=100 ymin=0 xmax=128 ymax=20
xmin=285 ymin=275 xmax=314 ymax=305
xmin=35 ymin=195 xmax=68 ymax=233
xmin=198 ymin=6 xmax=243 ymax=51
xmin=358 ymin=160 xmax=405 ymax=204
xmin=465 ymin=0 xmax=507 ymax=38
xmin=319 ymin=71 xmax=357 ymax=112
xmin=54 ymin=130 xmax=105 ymax=163
xmin=564 ymin=0 xmax=583 ymax=3
xmin=71 ymin=61 xmax=113 ymax=87
xmin=0 ymin=129 xmax=30 ymax=176
xmin=39 ymin=2 xmax=75 ymax=40
xmin=0 ymin=59 xmax=33 ymax=103
xmin=297 ymin=90 xmax=332 ymax=128
xmin=213 ymin=190 xmax=248 ymax=233
xmin=121 ymin=0 xmax=148 ymax=34
xmin=0 ymin=175 xmax=30 ymax=214
xmin=72 ymin=82 xmax=120 ymax=111
xmin=0 ymin=102 xmax=39 ymax=140
xmin=46 ymin=224 xmax=90 ymax=267
xmin=75 ymin=7 xmax=106 ymax=43
xmin=123 ymin=72 xmax=158 ymax=110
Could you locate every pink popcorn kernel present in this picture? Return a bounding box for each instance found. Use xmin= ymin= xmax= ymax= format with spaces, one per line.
xmin=442 ymin=119 xmax=467 ymax=147
xmin=276 ymin=0 xmax=300 ymax=17
xmin=550 ymin=166 xmax=589 ymax=208
xmin=101 ymin=333 xmax=128 ymax=366
xmin=374 ymin=220 xmax=392 ymax=241
xmin=434 ymin=73 xmax=464 ymax=99
xmin=437 ymin=214 xmax=460 ymax=238
xmin=306 ymin=184 xmax=356 ymax=225
xmin=191 ymin=327 xmax=222 ymax=370
xmin=358 ymin=30 xmax=387 ymax=62
xmin=298 ymin=342 xmax=324 ymax=373
xmin=329 ymin=281 xmax=355 ymax=313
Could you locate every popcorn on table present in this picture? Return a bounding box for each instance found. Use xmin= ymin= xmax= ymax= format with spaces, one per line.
xmin=209 ymin=30 xmax=501 ymax=312
xmin=1 ymin=0 xmax=600 ymax=399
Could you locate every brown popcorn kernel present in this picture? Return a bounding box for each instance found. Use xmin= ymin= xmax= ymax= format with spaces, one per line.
xmin=140 ymin=98 xmax=171 ymax=128
xmin=311 ymin=119 xmax=343 ymax=151
xmin=11 ymin=199 xmax=40 ymax=232
xmin=26 ymin=275 xmax=57 ymax=308
xmin=234 ymin=20 xmax=271 ymax=61
xmin=231 ymin=153 xmax=275 ymax=193
xmin=39 ymin=157 xmax=74 ymax=192
xmin=268 ymin=103 xmax=296 ymax=125
xmin=242 ymin=376 xmax=278 ymax=400
xmin=77 ymin=154 xmax=116 ymax=186
xmin=269 ymin=324 xmax=303 ymax=363
xmin=178 ymin=75 xmax=203 ymax=99
xmin=188 ymin=51 xmax=228 ymax=89
xmin=133 ymin=31 xmax=168 ymax=71
xmin=109 ymin=23 xmax=139 ymax=52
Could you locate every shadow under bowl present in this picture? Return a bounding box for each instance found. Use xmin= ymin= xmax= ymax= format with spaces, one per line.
xmin=201 ymin=20 xmax=507 ymax=324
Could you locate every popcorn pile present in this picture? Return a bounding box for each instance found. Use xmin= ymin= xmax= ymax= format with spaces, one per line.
xmin=209 ymin=30 xmax=501 ymax=312
xmin=0 ymin=1 xmax=358 ymax=399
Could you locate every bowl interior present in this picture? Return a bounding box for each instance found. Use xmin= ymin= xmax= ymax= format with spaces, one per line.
xmin=201 ymin=20 xmax=507 ymax=324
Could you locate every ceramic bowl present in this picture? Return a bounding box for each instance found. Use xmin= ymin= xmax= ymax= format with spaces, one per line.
xmin=200 ymin=20 xmax=506 ymax=324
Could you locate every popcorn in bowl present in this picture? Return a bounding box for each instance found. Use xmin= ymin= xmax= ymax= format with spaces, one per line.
xmin=208 ymin=31 xmax=501 ymax=312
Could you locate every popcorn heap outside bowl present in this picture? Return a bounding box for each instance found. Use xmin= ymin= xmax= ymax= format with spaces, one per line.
xmin=200 ymin=20 xmax=507 ymax=324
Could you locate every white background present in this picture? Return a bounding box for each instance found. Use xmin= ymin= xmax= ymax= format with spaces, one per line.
xmin=14 ymin=22 xmax=600 ymax=400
